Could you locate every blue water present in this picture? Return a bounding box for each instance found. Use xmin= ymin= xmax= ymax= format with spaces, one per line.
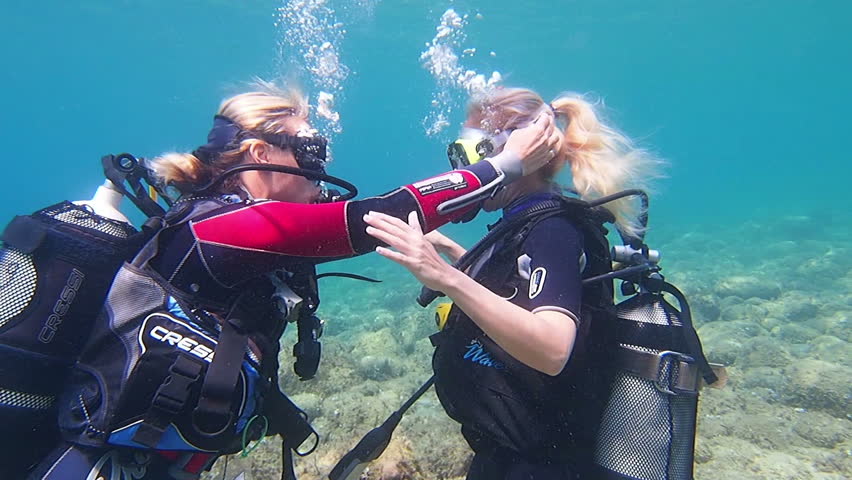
xmin=3 ymin=1 xmax=849 ymax=228
xmin=2 ymin=2 xmax=850 ymax=478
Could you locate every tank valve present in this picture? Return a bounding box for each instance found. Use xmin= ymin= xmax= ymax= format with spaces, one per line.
xmin=612 ymin=245 xmax=661 ymax=265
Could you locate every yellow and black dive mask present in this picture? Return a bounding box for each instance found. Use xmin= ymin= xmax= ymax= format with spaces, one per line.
xmin=447 ymin=128 xmax=511 ymax=169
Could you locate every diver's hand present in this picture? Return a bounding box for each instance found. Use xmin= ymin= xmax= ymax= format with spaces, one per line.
xmin=364 ymin=211 xmax=461 ymax=291
xmin=425 ymin=230 xmax=466 ymax=263
xmin=498 ymin=112 xmax=562 ymax=177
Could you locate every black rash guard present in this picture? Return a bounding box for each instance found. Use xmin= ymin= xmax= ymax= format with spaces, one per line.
xmin=432 ymin=193 xmax=608 ymax=476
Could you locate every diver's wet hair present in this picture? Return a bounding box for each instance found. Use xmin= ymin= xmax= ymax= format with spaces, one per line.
xmin=149 ymin=81 xmax=308 ymax=194
xmin=469 ymin=87 xmax=663 ymax=239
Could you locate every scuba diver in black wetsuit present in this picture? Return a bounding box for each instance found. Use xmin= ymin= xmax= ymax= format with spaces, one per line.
xmin=0 ymin=85 xmax=561 ymax=480
xmin=363 ymin=87 xmax=669 ymax=479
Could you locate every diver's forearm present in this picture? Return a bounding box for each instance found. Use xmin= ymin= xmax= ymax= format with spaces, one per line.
xmin=442 ymin=269 xmax=575 ymax=376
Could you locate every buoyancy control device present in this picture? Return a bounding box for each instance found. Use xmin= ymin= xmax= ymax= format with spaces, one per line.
xmin=0 ymin=154 xmax=160 ymax=476
xmin=330 ymin=189 xmax=722 ymax=480
xmin=0 ymin=153 xmax=365 ymax=479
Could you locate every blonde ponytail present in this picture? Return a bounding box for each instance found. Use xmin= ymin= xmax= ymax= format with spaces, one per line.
xmin=148 ymin=152 xmax=211 ymax=189
xmin=551 ymin=94 xmax=661 ymax=238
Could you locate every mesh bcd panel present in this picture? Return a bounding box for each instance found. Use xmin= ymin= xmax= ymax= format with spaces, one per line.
xmin=0 ymin=248 xmax=38 ymax=329
xmin=594 ymin=295 xmax=698 ymax=480
xmin=40 ymin=202 xmax=135 ymax=239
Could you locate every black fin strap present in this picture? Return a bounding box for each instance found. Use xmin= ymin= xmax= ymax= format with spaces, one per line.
xmin=662 ymin=282 xmax=718 ymax=385
xmin=192 ymin=318 xmax=248 ymax=437
xmin=132 ymin=354 xmax=203 ymax=448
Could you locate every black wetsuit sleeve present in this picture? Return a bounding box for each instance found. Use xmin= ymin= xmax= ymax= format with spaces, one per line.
xmin=190 ymin=161 xmax=500 ymax=259
xmin=514 ymin=216 xmax=585 ymax=322
xmin=156 ymin=162 xmax=503 ymax=291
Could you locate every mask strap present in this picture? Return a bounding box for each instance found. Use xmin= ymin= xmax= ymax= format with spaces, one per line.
xmin=193 ymin=115 xmax=242 ymax=165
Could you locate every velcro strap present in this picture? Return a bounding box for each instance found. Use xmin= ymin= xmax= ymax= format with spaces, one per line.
xmin=192 ymin=318 xmax=248 ymax=437
xmin=132 ymin=354 xmax=203 ymax=448
xmin=615 ymin=347 xmax=700 ymax=395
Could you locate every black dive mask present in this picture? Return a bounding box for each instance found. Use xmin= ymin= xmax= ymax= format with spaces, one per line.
xmin=192 ymin=115 xmax=358 ymax=201
xmin=194 ymin=115 xmax=329 ymax=174
xmin=259 ymin=132 xmax=329 ymax=174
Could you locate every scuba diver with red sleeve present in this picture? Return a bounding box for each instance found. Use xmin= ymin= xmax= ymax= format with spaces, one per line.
xmin=7 ymin=85 xmax=559 ymax=480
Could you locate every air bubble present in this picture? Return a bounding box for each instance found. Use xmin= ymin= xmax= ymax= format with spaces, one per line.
xmin=420 ymin=9 xmax=501 ymax=136
xmin=275 ymin=0 xmax=355 ymax=135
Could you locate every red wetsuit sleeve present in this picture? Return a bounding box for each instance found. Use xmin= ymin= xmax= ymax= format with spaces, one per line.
xmin=190 ymin=162 xmax=500 ymax=259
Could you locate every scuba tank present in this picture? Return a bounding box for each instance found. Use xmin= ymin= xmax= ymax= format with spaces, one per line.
xmin=592 ymin=253 xmax=717 ymax=480
xmin=588 ymin=239 xmax=718 ymax=478
xmin=519 ymin=190 xmax=719 ymax=480
xmin=73 ymin=180 xmax=132 ymax=224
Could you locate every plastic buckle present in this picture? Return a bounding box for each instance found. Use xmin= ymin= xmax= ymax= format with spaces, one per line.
xmin=152 ymin=360 xmax=202 ymax=414
xmin=654 ymin=350 xmax=694 ymax=395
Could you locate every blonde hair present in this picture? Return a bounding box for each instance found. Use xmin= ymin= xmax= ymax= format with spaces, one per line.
xmin=149 ymin=81 xmax=308 ymax=193
xmin=470 ymin=88 xmax=662 ymax=238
